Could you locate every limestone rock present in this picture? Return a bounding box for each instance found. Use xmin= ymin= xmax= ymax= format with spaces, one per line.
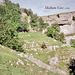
xmin=16 ymin=59 xmax=24 ymax=66
xmin=49 ymin=57 xmax=59 ymax=65
xmin=41 ymin=11 xmax=75 ymax=35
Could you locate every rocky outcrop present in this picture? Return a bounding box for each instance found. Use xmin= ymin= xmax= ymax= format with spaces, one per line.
xmin=65 ymin=35 xmax=75 ymax=44
xmin=20 ymin=8 xmax=27 ymax=21
xmin=41 ymin=11 xmax=75 ymax=35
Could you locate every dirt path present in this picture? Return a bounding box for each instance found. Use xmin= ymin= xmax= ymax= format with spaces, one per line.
xmin=17 ymin=53 xmax=68 ymax=75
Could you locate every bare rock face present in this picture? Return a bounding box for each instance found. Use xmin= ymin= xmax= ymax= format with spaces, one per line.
xmin=41 ymin=11 xmax=75 ymax=35
xmin=60 ymin=24 xmax=75 ymax=35
xmin=20 ymin=9 xmax=27 ymax=21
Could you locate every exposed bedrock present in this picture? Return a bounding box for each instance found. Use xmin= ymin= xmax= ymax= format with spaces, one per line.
xmin=41 ymin=11 xmax=75 ymax=35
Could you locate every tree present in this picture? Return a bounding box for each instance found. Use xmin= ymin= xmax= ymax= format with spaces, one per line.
xmin=38 ymin=17 xmax=49 ymax=31
xmin=46 ymin=23 xmax=65 ymax=42
xmin=47 ymin=23 xmax=60 ymax=39
xmin=17 ymin=22 xmax=28 ymax=32
xmin=47 ymin=27 xmax=54 ymax=37
xmin=30 ymin=14 xmax=38 ymax=30
xmin=0 ymin=1 xmax=24 ymax=52
xmin=3 ymin=0 xmax=11 ymax=5
xmin=23 ymin=8 xmax=33 ymax=16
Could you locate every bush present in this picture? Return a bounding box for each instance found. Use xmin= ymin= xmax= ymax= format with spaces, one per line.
xmin=72 ymin=17 xmax=75 ymax=21
xmin=46 ymin=23 xmax=65 ymax=42
xmin=57 ymin=14 xmax=60 ymax=18
xmin=47 ymin=27 xmax=54 ymax=38
xmin=70 ymin=39 xmax=75 ymax=47
xmin=0 ymin=1 xmax=24 ymax=52
xmin=68 ymin=59 xmax=75 ymax=75
xmin=7 ymin=38 xmax=24 ymax=52
xmin=59 ymin=33 xmax=65 ymax=42
xmin=38 ymin=18 xmax=49 ymax=31
xmin=41 ymin=42 xmax=47 ymax=49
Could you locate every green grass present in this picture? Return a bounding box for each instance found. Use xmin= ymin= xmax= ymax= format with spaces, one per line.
xmin=56 ymin=46 xmax=75 ymax=72
xmin=18 ymin=32 xmax=63 ymax=65
xmin=0 ymin=45 xmax=59 ymax=75
xmin=18 ymin=32 xmax=75 ymax=75
xmin=1 ymin=32 xmax=75 ymax=75
xmin=18 ymin=32 xmax=62 ymax=46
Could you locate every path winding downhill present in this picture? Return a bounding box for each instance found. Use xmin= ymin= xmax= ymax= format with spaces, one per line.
xmin=17 ymin=53 xmax=68 ymax=75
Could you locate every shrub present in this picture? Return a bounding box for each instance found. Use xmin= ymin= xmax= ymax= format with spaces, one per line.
xmin=57 ymin=14 xmax=60 ymax=18
xmin=59 ymin=33 xmax=65 ymax=42
xmin=41 ymin=42 xmax=47 ymax=49
xmin=0 ymin=1 xmax=24 ymax=52
xmin=72 ymin=17 xmax=75 ymax=21
xmin=70 ymin=39 xmax=75 ymax=47
xmin=46 ymin=23 xmax=64 ymax=42
xmin=46 ymin=23 xmax=65 ymax=42
xmin=7 ymin=38 xmax=24 ymax=52
xmin=38 ymin=18 xmax=49 ymax=31
xmin=47 ymin=23 xmax=59 ymax=39
xmin=68 ymin=59 xmax=75 ymax=75
xmin=47 ymin=27 xmax=54 ymax=38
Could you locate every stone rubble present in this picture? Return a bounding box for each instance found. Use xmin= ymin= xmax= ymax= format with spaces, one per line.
xmin=17 ymin=53 xmax=68 ymax=75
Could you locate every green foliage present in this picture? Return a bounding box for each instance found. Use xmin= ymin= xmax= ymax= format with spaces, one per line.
xmin=23 ymin=9 xmax=48 ymax=31
xmin=47 ymin=23 xmax=64 ymax=42
xmin=59 ymin=33 xmax=65 ymax=42
xmin=41 ymin=42 xmax=47 ymax=49
xmin=57 ymin=14 xmax=60 ymax=18
xmin=47 ymin=27 xmax=54 ymax=38
xmin=30 ymin=14 xmax=38 ymax=30
xmin=17 ymin=22 xmax=28 ymax=32
xmin=70 ymin=39 xmax=75 ymax=47
xmin=47 ymin=23 xmax=60 ymax=39
xmin=3 ymin=0 xmax=11 ymax=5
xmin=38 ymin=18 xmax=49 ymax=31
xmin=0 ymin=1 xmax=24 ymax=52
xmin=72 ymin=16 xmax=75 ymax=21
xmin=51 ymin=23 xmax=60 ymax=32
xmin=24 ymin=8 xmax=33 ymax=16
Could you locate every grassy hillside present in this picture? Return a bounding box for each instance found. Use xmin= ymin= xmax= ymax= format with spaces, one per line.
xmin=0 ymin=44 xmax=59 ymax=75
xmin=0 ymin=32 xmax=75 ymax=75
xmin=18 ymin=32 xmax=63 ymax=46
xmin=18 ymin=32 xmax=75 ymax=74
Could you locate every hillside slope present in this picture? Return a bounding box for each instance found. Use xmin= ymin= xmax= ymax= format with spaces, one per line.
xmin=0 ymin=44 xmax=59 ymax=75
xmin=0 ymin=32 xmax=75 ymax=75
